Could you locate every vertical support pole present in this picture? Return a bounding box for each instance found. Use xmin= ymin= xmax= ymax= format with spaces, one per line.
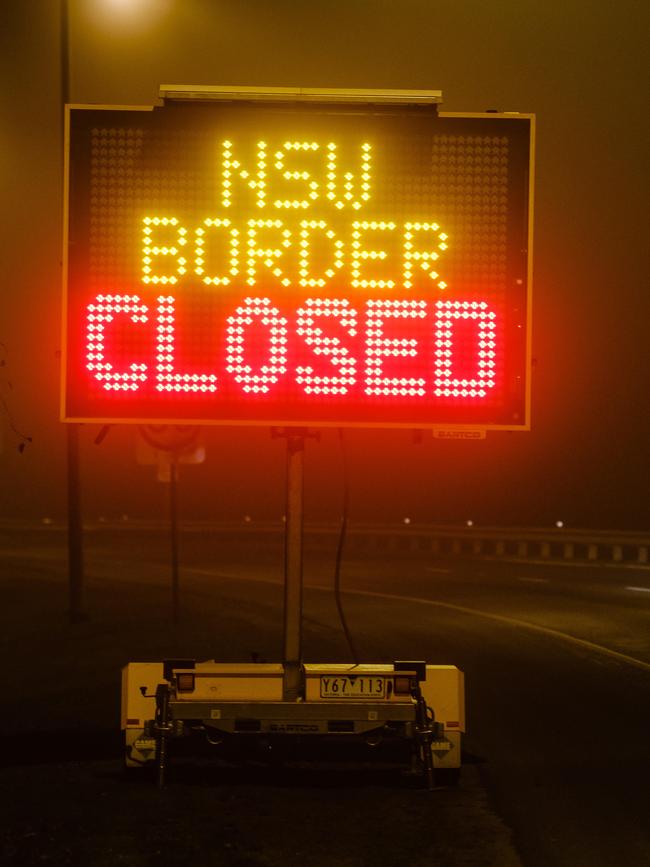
xmin=155 ymin=683 xmax=171 ymax=789
xmin=283 ymin=435 xmax=305 ymax=700
xmin=61 ymin=0 xmax=83 ymax=626
xmin=169 ymin=459 xmax=180 ymax=625
xmin=67 ymin=423 xmax=84 ymax=623
xmin=60 ymin=0 xmax=69 ymax=108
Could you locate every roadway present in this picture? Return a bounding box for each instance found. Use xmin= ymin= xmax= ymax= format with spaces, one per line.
xmin=175 ymin=542 xmax=650 ymax=866
xmin=322 ymin=559 xmax=650 ymax=867
xmin=2 ymin=525 xmax=649 ymax=865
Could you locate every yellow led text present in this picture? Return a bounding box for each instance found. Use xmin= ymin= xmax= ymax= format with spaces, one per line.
xmin=143 ymin=217 xmax=448 ymax=291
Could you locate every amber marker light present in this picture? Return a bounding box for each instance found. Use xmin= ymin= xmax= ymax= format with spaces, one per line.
xmin=175 ymin=673 xmax=195 ymax=693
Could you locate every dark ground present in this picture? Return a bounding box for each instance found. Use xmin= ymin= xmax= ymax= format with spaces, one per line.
xmin=2 ymin=759 xmax=519 ymax=867
xmin=0 ymin=523 xmax=521 ymax=867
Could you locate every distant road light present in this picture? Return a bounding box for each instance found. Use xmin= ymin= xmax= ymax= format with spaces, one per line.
xmin=466 ymin=520 xmax=474 ymax=527
xmin=90 ymin=0 xmax=172 ymax=32
xmin=556 ymin=520 xmax=564 ymax=528
xmin=100 ymin=0 xmax=164 ymax=12
xmin=403 ymin=517 xmax=411 ymax=525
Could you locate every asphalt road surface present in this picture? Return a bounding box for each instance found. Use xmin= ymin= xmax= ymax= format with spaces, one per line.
xmin=2 ymin=522 xmax=649 ymax=866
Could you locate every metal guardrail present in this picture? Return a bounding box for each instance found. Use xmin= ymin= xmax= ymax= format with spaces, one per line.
xmin=339 ymin=524 xmax=650 ymax=567
xmin=4 ymin=519 xmax=648 ymax=567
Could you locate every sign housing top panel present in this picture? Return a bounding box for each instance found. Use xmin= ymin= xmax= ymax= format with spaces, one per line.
xmin=158 ymin=85 xmax=444 ymax=104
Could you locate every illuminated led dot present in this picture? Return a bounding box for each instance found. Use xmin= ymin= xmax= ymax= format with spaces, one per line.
xmin=85 ymin=295 xmax=149 ymax=392
xmin=295 ymin=298 xmax=358 ymax=395
xmin=403 ymin=223 xmax=449 ymax=291
xmin=325 ymin=142 xmax=372 ymax=209
xmin=246 ymin=221 xmax=290 ymax=286
xmin=433 ymin=300 xmax=497 ymax=398
xmin=351 ymin=221 xmax=396 ymax=289
xmin=142 ymin=217 xmax=188 ymax=285
xmin=296 ymin=220 xmax=344 ymax=288
xmin=152 ymin=296 xmax=217 ymax=393
xmin=273 ymin=142 xmax=320 ymax=211
xmin=364 ymin=300 xmax=426 ymax=397
xmin=222 ymin=140 xmax=266 ymax=209
xmin=225 ymin=298 xmax=288 ymax=393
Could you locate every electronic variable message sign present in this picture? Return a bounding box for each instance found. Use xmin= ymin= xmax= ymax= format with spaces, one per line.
xmin=62 ymin=88 xmax=534 ymax=429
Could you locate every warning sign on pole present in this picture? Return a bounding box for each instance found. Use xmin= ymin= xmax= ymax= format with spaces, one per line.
xmin=62 ymin=88 xmax=533 ymax=431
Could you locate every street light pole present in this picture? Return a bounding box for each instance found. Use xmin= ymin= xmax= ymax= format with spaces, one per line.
xmin=61 ymin=0 xmax=85 ymax=624
xmin=60 ymin=0 xmax=69 ymax=106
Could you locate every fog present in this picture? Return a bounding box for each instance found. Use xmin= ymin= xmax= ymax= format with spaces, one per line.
xmin=1 ymin=0 xmax=648 ymax=529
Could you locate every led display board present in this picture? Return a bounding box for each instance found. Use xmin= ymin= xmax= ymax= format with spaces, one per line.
xmin=62 ymin=89 xmax=534 ymax=429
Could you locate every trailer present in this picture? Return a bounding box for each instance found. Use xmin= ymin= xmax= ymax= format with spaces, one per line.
xmin=84 ymin=83 xmax=534 ymax=788
xmin=122 ymin=659 xmax=464 ymax=787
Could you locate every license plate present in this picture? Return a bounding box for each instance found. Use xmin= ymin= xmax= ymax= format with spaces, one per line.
xmin=320 ymin=675 xmax=386 ymax=699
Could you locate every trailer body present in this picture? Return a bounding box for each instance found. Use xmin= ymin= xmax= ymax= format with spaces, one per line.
xmin=122 ymin=659 xmax=464 ymax=781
